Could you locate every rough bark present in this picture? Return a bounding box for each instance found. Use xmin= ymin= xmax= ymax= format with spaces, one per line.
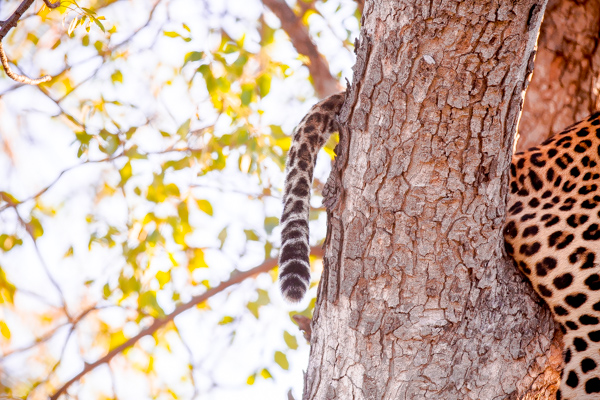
xmin=307 ymin=1 xmax=558 ymax=399
xmin=517 ymin=0 xmax=600 ymax=152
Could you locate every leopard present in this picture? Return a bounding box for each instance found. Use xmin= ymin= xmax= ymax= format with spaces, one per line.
xmin=505 ymin=111 xmax=600 ymax=399
xmin=278 ymin=91 xmax=600 ymax=399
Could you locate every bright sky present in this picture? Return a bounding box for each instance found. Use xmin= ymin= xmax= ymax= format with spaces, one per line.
xmin=0 ymin=0 xmax=359 ymax=399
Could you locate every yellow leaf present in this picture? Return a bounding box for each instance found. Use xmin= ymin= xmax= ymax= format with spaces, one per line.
xmin=260 ymin=368 xmax=272 ymax=379
xmin=68 ymin=17 xmax=78 ymax=36
xmin=218 ymin=316 xmax=234 ymax=325
xmin=156 ymin=271 xmax=170 ymax=287
xmin=196 ymin=200 xmax=213 ymax=216
xmin=63 ymin=246 xmax=74 ymax=258
xmin=109 ymin=331 xmax=126 ymax=350
xmin=0 ymin=321 xmax=10 ymax=339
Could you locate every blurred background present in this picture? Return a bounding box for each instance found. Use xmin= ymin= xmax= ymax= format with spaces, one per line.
xmin=0 ymin=0 xmax=360 ymax=398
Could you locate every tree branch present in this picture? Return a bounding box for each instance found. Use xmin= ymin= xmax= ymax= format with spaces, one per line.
xmin=49 ymin=246 xmax=324 ymax=400
xmin=43 ymin=0 xmax=61 ymax=9
xmin=262 ymin=0 xmax=341 ymax=98
xmin=0 ymin=0 xmax=53 ymax=85
xmin=0 ymin=0 xmax=35 ymax=41
xmin=355 ymin=0 xmax=364 ymax=14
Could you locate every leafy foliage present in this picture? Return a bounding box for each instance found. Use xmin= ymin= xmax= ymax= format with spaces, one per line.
xmin=0 ymin=0 xmax=358 ymax=399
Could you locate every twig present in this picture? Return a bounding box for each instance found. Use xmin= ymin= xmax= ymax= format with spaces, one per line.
xmin=8 ymin=205 xmax=69 ymax=312
xmin=0 ymin=43 xmax=51 ymax=85
xmin=355 ymin=0 xmax=364 ymax=14
xmin=43 ymin=0 xmax=61 ymax=9
xmin=0 ymin=145 xmax=211 ymax=215
xmin=49 ymin=246 xmax=324 ymax=400
xmin=173 ymin=322 xmax=199 ymax=399
xmin=262 ymin=0 xmax=341 ymax=98
xmin=0 ymin=0 xmax=61 ymax=85
xmin=1 ymin=306 xmax=96 ymax=358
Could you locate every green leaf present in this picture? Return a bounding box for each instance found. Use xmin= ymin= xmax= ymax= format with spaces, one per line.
xmin=29 ymin=217 xmax=44 ymax=239
xmin=125 ymin=127 xmax=138 ymax=140
xmin=257 ymin=74 xmax=271 ymax=97
xmin=240 ymin=83 xmax=253 ymax=106
xmin=139 ymin=291 xmax=165 ymax=317
xmin=284 ymin=331 xmax=298 ymax=350
xmin=177 ymin=201 xmax=189 ymax=222
xmin=0 ymin=234 xmax=22 ymax=251
xmin=218 ymin=227 xmax=227 ymax=248
xmin=244 ymin=229 xmax=259 ymax=241
xmin=184 ymin=51 xmax=204 ymax=66
xmin=246 ymin=289 xmax=270 ymax=318
xmin=100 ymin=133 xmax=119 ymax=155
xmin=93 ymin=17 xmax=105 ymax=32
xmin=264 ymin=217 xmax=279 ymax=235
xmin=274 ymin=351 xmax=289 ymax=370
xmin=176 ymin=119 xmax=190 ymax=138
xmin=119 ymin=275 xmax=140 ymax=296
xmin=196 ymin=199 xmax=213 ymax=216
xmin=264 ymin=241 xmax=273 ymax=259
xmin=103 ymin=283 xmax=111 ymax=298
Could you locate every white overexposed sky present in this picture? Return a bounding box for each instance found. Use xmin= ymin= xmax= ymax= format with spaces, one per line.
xmin=0 ymin=0 xmax=359 ymax=399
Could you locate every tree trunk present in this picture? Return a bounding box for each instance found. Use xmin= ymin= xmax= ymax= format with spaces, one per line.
xmin=517 ymin=0 xmax=600 ymax=152
xmin=306 ymin=1 xmax=560 ymax=399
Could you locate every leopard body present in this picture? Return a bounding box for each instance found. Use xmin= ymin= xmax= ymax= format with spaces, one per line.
xmin=505 ymin=111 xmax=600 ymax=399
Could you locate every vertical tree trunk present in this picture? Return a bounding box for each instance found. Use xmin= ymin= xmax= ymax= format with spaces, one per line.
xmin=306 ymin=1 xmax=560 ymax=398
xmin=517 ymin=0 xmax=600 ymax=152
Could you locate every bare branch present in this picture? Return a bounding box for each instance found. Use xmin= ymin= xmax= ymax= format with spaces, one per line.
xmin=262 ymin=0 xmax=342 ymax=98
xmin=2 ymin=306 xmax=96 ymax=358
xmin=355 ymin=0 xmax=364 ymax=14
xmin=292 ymin=314 xmax=312 ymax=341
xmin=43 ymin=0 xmax=61 ymax=9
xmin=0 ymin=0 xmax=35 ymax=41
xmin=0 ymin=43 xmax=51 ymax=85
xmin=49 ymin=246 xmax=324 ymax=400
xmin=0 ymin=0 xmax=59 ymax=84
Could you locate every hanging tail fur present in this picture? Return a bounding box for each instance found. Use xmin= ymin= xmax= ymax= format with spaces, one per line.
xmin=279 ymin=92 xmax=345 ymax=302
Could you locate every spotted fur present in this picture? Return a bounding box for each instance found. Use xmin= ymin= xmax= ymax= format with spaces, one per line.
xmin=279 ymin=93 xmax=345 ymax=302
xmin=505 ymin=110 xmax=600 ymax=399
xmin=281 ymin=93 xmax=600 ymax=397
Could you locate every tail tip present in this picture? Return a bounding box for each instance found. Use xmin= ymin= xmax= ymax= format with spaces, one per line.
xmin=281 ymin=286 xmax=306 ymax=303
